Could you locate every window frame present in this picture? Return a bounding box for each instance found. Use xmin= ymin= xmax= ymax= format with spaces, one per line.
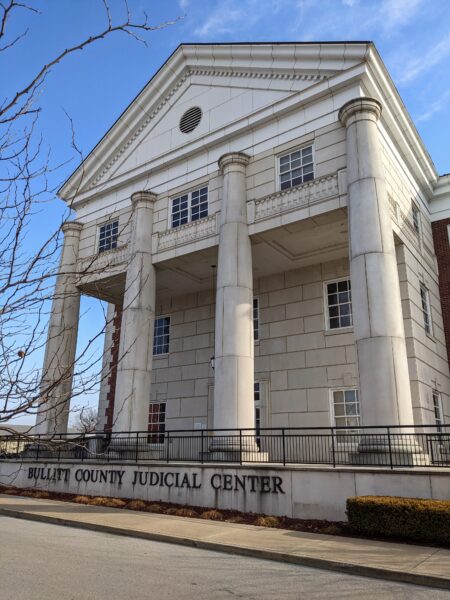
xmin=97 ymin=219 xmax=119 ymax=254
xmin=254 ymin=381 xmax=261 ymax=446
xmin=253 ymin=297 xmax=260 ymax=343
xmin=147 ymin=402 xmax=166 ymax=445
xmin=277 ymin=144 xmax=315 ymax=192
xmin=324 ymin=277 xmax=353 ymax=332
xmin=411 ymin=202 xmax=421 ymax=234
xmin=330 ymin=388 xmax=361 ymax=445
xmin=419 ymin=282 xmax=433 ymax=336
xmin=153 ymin=315 xmax=170 ymax=356
xmin=432 ymin=390 xmax=444 ymax=433
xmin=170 ymin=186 xmax=209 ymax=229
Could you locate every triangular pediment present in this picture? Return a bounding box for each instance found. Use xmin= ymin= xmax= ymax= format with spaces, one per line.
xmin=103 ymin=77 xmax=316 ymax=185
xmin=60 ymin=43 xmax=371 ymax=201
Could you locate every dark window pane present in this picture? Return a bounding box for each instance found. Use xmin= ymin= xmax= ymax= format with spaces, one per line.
xmin=340 ymin=315 xmax=351 ymax=327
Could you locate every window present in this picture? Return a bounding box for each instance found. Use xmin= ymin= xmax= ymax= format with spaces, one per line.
xmin=279 ymin=146 xmax=314 ymax=190
xmin=253 ymin=297 xmax=260 ymax=342
xmin=148 ymin=402 xmax=166 ymax=444
xmin=254 ymin=382 xmax=261 ymax=445
xmin=412 ymin=203 xmax=420 ymax=233
xmin=171 ymin=187 xmax=208 ymax=228
xmin=419 ymin=283 xmax=433 ymax=335
xmin=332 ymin=389 xmax=360 ymax=432
xmin=432 ymin=390 xmax=443 ymax=433
xmin=325 ymin=279 xmax=353 ymax=329
xmin=98 ymin=220 xmax=118 ymax=253
xmin=153 ymin=317 xmax=170 ymax=355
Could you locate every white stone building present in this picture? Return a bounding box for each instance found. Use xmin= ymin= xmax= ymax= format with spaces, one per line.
xmin=37 ymin=42 xmax=450 ymax=438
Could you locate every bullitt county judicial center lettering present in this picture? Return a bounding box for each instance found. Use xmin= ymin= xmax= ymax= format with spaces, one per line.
xmin=27 ymin=467 xmax=285 ymax=494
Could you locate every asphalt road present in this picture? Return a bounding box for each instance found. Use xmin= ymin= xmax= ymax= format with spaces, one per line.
xmin=0 ymin=516 xmax=447 ymax=600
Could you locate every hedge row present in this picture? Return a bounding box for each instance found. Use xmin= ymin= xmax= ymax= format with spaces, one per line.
xmin=347 ymin=495 xmax=450 ymax=545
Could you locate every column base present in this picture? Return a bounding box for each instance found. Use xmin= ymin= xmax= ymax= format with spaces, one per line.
xmin=348 ymin=435 xmax=429 ymax=467
xmin=207 ymin=436 xmax=268 ymax=463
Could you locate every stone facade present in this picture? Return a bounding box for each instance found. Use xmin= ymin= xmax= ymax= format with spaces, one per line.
xmin=36 ymin=42 xmax=450 ymax=436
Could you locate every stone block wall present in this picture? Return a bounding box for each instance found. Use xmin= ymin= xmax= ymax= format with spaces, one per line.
xmin=146 ymin=257 xmax=357 ymax=432
xmin=396 ymin=243 xmax=450 ymax=422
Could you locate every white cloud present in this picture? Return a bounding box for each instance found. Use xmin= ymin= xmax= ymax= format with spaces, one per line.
xmin=398 ymin=33 xmax=450 ymax=84
xmin=178 ymin=0 xmax=190 ymax=8
xmin=416 ymin=88 xmax=450 ymax=122
xmin=378 ymin=0 xmax=423 ymax=32
xmin=193 ymin=0 xmax=263 ymax=38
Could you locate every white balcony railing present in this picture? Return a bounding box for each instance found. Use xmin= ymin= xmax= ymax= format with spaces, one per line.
xmin=78 ymin=244 xmax=129 ymax=276
xmin=253 ymin=173 xmax=340 ymax=222
xmin=157 ymin=213 xmax=218 ymax=252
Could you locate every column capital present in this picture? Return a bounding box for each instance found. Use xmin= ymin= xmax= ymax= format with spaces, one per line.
xmin=61 ymin=220 xmax=83 ymax=235
xmin=218 ymin=152 xmax=251 ymax=172
xmin=131 ymin=190 xmax=157 ymax=209
xmin=339 ymin=97 xmax=382 ymax=128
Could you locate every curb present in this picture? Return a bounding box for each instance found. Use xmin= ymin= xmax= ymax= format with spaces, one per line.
xmin=1 ymin=507 xmax=449 ymax=591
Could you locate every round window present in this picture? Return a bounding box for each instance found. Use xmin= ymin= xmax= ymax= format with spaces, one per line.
xmin=179 ymin=106 xmax=202 ymax=134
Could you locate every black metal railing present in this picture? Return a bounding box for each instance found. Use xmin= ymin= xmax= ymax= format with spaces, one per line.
xmin=0 ymin=425 xmax=449 ymax=469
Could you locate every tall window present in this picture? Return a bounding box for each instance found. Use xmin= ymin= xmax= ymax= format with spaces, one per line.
xmin=325 ymin=279 xmax=352 ymax=329
xmin=279 ymin=146 xmax=314 ymax=190
xmin=254 ymin=382 xmax=261 ymax=445
xmin=332 ymin=389 xmax=360 ymax=432
xmin=419 ymin=283 xmax=433 ymax=335
xmin=148 ymin=402 xmax=166 ymax=444
xmin=412 ymin=203 xmax=420 ymax=233
xmin=153 ymin=317 xmax=170 ymax=355
xmin=432 ymin=391 xmax=443 ymax=433
xmin=253 ymin=297 xmax=260 ymax=342
xmin=98 ymin=220 xmax=118 ymax=253
xmin=171 ymin=187 xmax=208 ymax=228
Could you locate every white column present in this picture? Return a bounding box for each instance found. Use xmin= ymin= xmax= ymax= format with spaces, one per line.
xmin=213 ymin=152 xmax=255 ymax=431
xmin=339 ymin=97 xmax=414 ymax=427
xmin=36 ymin=221 xmax=83 ymax=434
xmin=113 ymin=191 xmax=156 ymax=432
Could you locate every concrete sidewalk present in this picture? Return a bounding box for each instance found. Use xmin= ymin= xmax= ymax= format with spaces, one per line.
xmin=0 ymin=494 xmax=449 ymax=590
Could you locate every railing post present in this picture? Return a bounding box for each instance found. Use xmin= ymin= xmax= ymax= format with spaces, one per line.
xmin=36 ymin=434 xmax=40 ymax=461
xmin=58 ymin=434 xmax=62 ymax=463
xmin=81 ymin=433 xmax=85 ymax=462
xmin=387 ymin=426 xmax=393 ymax=469
xmin=135 ymin=432 xmax=139 ymax=463
xmin=166 ymin=430 xmax=170 ymax=463
xmin=239 ymin=430 xmax=243 ymax=465
xmin=331 ymin=427 xmax=336 ymax=468
xmin=282 ymin=428 xmax=286 ymax=466
xmin=201 ymin=429 xmax=204 ymax=464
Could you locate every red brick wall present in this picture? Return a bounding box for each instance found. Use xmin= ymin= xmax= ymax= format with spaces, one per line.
xmin=104 ymin=305 xmax=122 ymax=432
xmin=432 ymin=218 xmax=450 ymax=367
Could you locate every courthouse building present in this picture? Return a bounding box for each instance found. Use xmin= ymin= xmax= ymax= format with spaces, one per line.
xmin=37 ymin=42 xmax=450 ymax=439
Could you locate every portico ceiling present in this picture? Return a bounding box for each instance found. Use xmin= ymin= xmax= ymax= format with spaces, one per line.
xmin=156 ymin=208 xmax=348 ymax=300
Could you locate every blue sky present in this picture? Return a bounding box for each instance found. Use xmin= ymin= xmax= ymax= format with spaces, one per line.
xmin=3 ymin=0 xmax=450 ymax=422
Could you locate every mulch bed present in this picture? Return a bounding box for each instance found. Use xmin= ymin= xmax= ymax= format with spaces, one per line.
xmin=0 ymin=484 xmax=346 ymax=535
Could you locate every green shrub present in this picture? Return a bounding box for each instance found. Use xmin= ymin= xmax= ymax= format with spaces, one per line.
xmin=347 ymin=496 xmax=450 ymax=545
